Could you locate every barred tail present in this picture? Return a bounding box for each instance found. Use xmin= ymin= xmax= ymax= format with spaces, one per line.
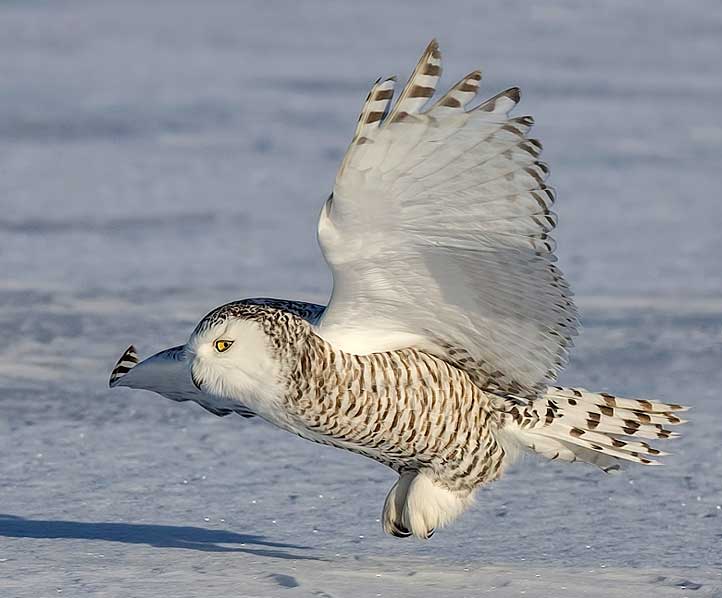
xmin=503 ymin=386 xmax=688 ymax=471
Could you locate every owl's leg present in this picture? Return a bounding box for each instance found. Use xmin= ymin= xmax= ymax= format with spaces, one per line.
xmin=400 ymin=473 xmax=474 ymax=539
xmin=381 ymin=471 xmax=416 ymax=538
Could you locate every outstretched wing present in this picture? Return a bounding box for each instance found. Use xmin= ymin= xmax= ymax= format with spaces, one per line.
xmin=315 ymin=40 xmax=578 ymax=397
xmin=109 ymin=345 xmax=256 ymax=418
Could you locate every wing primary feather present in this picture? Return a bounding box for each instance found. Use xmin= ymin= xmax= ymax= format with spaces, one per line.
xmin=109 ymin=345 xmax=140 ymax=387
xmin=339 ymin=77 xmax=396 ymax=175
xmin=352 ymin=77 xmax=396 ymax=142
xmin=387 ymin=39 xmax=442 ymax=122
xmin=473 ymin=87 xmax=521 ymax=115
xmin=429 ymin=70 xmax=482 ymax=113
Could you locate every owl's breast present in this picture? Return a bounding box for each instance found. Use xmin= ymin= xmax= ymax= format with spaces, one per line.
xmin=282 ymin=338 xmax=505 ymax=483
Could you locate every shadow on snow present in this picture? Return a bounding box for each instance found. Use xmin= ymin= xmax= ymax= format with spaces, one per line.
xmin=0 ymin=514 xmax=319 ymax=560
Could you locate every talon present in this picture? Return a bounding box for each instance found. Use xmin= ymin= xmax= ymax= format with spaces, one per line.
xmin=390 ymin=523 xmax=412 ymax=538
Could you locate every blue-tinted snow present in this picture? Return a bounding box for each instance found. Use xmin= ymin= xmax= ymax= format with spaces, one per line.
xmin=1 ymin=1 xmax=721 ymax=596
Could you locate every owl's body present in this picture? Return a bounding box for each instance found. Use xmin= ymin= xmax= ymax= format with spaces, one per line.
xmin=286 ymin=332 xmax=507 ymax=487
xmin=286 ymin=322 xmax=507 ymax=538
xmin=181 ymin=300 xmax=507 ymax=486
xmin=112 ymin=300 xmax=683 ymax=538
xmin=109 ymin=41 xmax=687 ymax=539
xmin=272 ymin=308 xmax=507 ymax=481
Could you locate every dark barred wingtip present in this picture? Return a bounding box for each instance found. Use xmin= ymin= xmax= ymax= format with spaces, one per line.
xmin=108 ymin=345 xmax=139 ymax=388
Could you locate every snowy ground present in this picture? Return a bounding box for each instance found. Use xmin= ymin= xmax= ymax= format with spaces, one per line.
xmin=2 ymin=1 xmax=722 ymax=596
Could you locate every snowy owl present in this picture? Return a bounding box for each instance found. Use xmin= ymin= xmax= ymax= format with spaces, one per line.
xmin=109 ymin=41 xmax=687 ymax=539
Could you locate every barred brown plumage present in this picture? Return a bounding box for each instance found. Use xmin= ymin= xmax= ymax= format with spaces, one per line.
xmin=181 ymin=301 xmax=684 ymax=537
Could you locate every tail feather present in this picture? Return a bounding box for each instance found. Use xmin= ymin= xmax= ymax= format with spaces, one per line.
xmin=534 ymin=424 xmax=667 ymax=464
xmin=546 ymin=386 xmax=688 ymax=414
xmin=544 ymin=386 xmax=685 ymax=440
xmin=525 ymin=436 xmax=626 ymax=472
xmin=504 ymin=386 xmax=687 ymax=470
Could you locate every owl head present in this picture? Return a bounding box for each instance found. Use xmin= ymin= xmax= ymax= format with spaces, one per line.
xmin=186 ymin=300 xmax=298 ymax=419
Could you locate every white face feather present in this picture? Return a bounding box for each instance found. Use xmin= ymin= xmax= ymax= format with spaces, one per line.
xmin=187 ymin=318 xmax=284 ymax=420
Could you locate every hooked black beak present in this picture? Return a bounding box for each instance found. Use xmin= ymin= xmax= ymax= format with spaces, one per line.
xmin=191 ymin=369 xmax=203 ymax=391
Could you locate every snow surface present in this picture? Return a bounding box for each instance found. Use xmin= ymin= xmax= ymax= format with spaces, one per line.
xmin=2 ymin=1 xmax=722 ymax=596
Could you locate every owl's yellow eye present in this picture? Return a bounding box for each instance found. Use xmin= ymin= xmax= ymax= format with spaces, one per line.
xmin=214 ymin=339 xmax=234 ymax=353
